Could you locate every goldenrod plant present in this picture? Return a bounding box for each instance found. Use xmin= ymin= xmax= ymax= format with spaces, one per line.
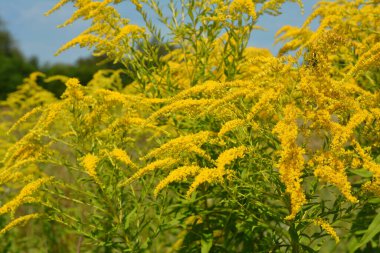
xmin=0 ymin=0 xmax=380 ymax=252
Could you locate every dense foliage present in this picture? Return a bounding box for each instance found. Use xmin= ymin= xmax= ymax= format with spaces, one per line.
xmin=1 ymin=0 xmax=380 ymax=252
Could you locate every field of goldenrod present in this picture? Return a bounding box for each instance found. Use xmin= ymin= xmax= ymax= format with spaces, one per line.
xmin=1 ymin=0 xmax=380 ymax=252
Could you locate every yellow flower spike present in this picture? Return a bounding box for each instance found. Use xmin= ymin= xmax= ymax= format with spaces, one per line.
xmin=353 ymin=140 xmax=380 ymax=179
xmin=119 ymin=158 xmax=177 ymax=187
xmin=148 ymin=99 xmax=214 ymax=121
xmin=247 ymin=88 xmax=280 ymax=121
xmin=171 ymin=80 xmax=224 ymax=101
xmin=313 ymin=153 xmax=358 ymax=203
xmin=7 ymin=107 xmax=42 ymax=135
xmin=55 ymin=34 xmax=104 ymax=56
xmin=45 ymin=0 xmax=71 ymax=16
xmin=37 ymin=103 xmax=65 ymax=130
xmin=313 ymin=218 xmax=340 ymax=243
xmin=0 ymin=214 xmax=43 ymax=236
xmin=347 ymin=42 xmax=380 ymax=79
xmin=362 ymin=181 xmax=380 ymax=196
xmin=186 ymin=168 xmax=233 ymax=198
xmin=62 ymin=78 xmax=85 ymax=100
xmin=44 ymin=75 xmax=70 ymax=84
xmin=216 ymin=146 xmax=247 ymax=170
xmin=154 ymin=145 xmax=246 ymax=197
xmin=109 ymin=148 xmax=137 ymax=169
xmin=130 ymin=0 xmax=143 ymax=10
xmin=218 ymin=119 xmax=246 ymax=138
xmin=230 ymin=0 xmax=257 ymax=20
xmin=273 ymin=105 xmax=306 ymax=220
xmin=81 ymin=154 xmax=103 ymax=187
xmin=154 ymin=166 xmax=201 ymax=197
xmin=114 ymin=25 xmax=145 ymax=42
xmin=330 ymin=110 xmax=368 ymax=151
xmin=142 ymin=131 xmax=214 ymax=161
xmin=0 ymin=177 xmax=54 ymax=216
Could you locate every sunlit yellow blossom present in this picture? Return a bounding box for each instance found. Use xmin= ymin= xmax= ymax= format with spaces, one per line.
xmin=172 ymin=80 xmax=224 ymax=101
xmin=114 ymin=25 xmax=145 ymax=41
xmin=218 ymin=119 xmax=246 ymax=137
xmin=81 ymin=154 xmax=102 ymax=186
xmin=0 ymin=171 xmax=23 ymax=186
xmin=119 ymin=158 xmax=177 ymax=187
xmin=347 ymin=42 xmax=380 ymax=78
xmin=110 ymin=148 xmax=136 ymax=168
xmin=354 ymin=141 xmax=380 ymax=179
xmin=216 ymin=146 xmax=247 ymax=170
xmin=206 ymin=88 xmax=252 ymax=116
xmin=62 ymin=78 xmax=84 ymax=100
xmin=45 ymin=0 xmax=71 ymax=16
xmin=0 ymin=214 xmax=42 ymax=235
xmin=1 ymin=158 xmax=39 ymax=184
xmin=313 ymin=153 xmax=358 ymax=203
xmin=154 ymin=166 xmax=201 ymax=197
xmin=331 ymin=110 xmax=368 ymax=151
xmin=186 ymin=168 xmax=233 ymax=198
xmin=362 ymin=181 xmax=380 ymax=196
xmin=148 ymin=99 xmax=214 ymax=121
xmin=0 ymin=177 xmax=53 ymax=215
xmin=56 ymin=34 xmax=105 ymax=56
xmin=7 ymin=107 xmax=42 ymax=134
xmin=142 ymin=131 xmax=214 ymax=160
xmin=230 ymin=0 xmax=257 ymax=19
xmin=247 ymin=88 xmax=279 ymax=121
xmin=37 ymin=103 xmax=65 ymax=130
xmin=273 ymin=105 xmax=306 ymax=220
xmin=130 ymin=0 xmax=143 ymax=10
xmin=313 ymin=218 xmax=340 ymax=243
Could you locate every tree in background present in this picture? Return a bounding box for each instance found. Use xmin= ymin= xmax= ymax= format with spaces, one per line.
xmin=0 ymin=18 xmax=128 ymax=99
xmin=0 ymin=18 xmax=38 ymax=100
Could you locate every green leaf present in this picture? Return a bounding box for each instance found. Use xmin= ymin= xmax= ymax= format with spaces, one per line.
xmin=350 ymin=169 xmax=373 ymax=178
xmin=201 ymin=233 xmax=213 ymax=253
xmin=350 ymin=212 xmax=380 ymax=252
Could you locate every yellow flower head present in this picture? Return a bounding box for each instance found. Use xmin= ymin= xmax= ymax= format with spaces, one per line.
xmin=313 ymin=218 xmax=340 ymax=243
xmin=110 ymin=148 xmax=136 ymax=168
xmin=81 ymin=154 xmax=102 ymax=186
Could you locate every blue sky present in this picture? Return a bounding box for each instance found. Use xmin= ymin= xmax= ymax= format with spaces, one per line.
xmin=0 ymin=0 xmax=318 ymax=64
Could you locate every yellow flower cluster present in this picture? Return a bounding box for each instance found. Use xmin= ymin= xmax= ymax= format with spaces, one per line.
xmin=313 ymin=218 xmax=340 ymax=243
xmin=186 ymin=168 xmax=231 ymax=198
xmin=47 ymin=0 xmax=146 ymax=64
xmin=246 ymin=88 xmax=280 ymax=121
xmin=119 ymin=158 xmax=177 ymax=187
xmin=0 ymin=213 xmax=42 ymax=235
xmin=142 ymin=131 xmax=214 ymax=161
xmin=330 ymin=110 xmax=368 ymax=151
xmin=62 ymin=78 xmax=84 ymax=100
xmin=0 ymin=177 xmax=53 ymax=216
xmin=153 ymin=146 xmax=246 ymax=198
xmin=81 ymin=154 xmax=102 ymax=187
xmin=353 ymin=141 xmax=380 ymax=196
xmin=154 ymin=166 xmax=201 ymax=197
xmin=7 ymin=107 xmax=42 ymax=135
xmin=216 ymin=146 xmax=247 ymax=170
xmin=109 ymin=148 xmax=136 ymax=169
xmin=230 ymin=0 xmax=257 ymax=20
xmin=218 ymin=119 xmax=246 ymax=138
xmin=313 ymin=153 xmax=358 ymax=203
xmin=148 ymin=99 xmax=214 ymax=121
xmin=114 ymin=25 xmax=145 ymax=41
xmin=273 ymin=105 xmax=306 ymax=220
